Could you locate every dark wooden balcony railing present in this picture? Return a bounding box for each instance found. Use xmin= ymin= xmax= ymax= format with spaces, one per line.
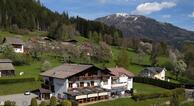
xmin=69 ymin=75 xmax=110 ymax=81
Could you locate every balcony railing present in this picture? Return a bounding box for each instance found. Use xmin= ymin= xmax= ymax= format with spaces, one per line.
xmin=111 ymin=83 xmax=127 ymax=88
xmin=69 ymin=75 xmax=110 ymax=81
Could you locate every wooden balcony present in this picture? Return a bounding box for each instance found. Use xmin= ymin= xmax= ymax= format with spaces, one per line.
xmin=69 ymin=75 xmax=110 ymax=81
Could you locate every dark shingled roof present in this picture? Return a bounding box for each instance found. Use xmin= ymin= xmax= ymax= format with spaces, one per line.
xmin=40 ymin=64 xmax=94 ymax=79
xmin=0 ymin=59 xmax=14 ymax=71
xmin=107 ymin=67 xmax=134 ymax=77
xmin=142 ymin=67 xmax=165 ymax=75
xmin=4 ymin=37 xmax=24 ymax=45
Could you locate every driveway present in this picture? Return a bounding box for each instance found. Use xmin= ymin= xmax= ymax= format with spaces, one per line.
xmin=0 ymin=93 xmax=37 ymax=106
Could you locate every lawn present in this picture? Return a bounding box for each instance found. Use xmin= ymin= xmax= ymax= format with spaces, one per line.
xmin=134 ymin=83 xmax=170 ymax=94
xmin=96 ymin=46 xmax=169 ymax=75
xmin=182 ymin=101 xmax=194 ymax=106
xmin=15 ymin=55 xmax=61 ymax=78
xmin=0 ymin=81 xmax=41 ymax=95
xmin=0 ymin=31 xmax=47 ymax=41
xmin=87 ymin=97 xmax=169 ymax=106
xmin=87 ymin=82 xmax=177 ymax=106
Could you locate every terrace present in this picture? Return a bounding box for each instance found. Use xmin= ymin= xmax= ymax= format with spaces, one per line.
xmin=65 ymin=87 xmax=110 ymax=103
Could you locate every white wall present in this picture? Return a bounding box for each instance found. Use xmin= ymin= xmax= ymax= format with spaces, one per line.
xmin=14 ymin=45 xmax=24 ymax=53
xmin=127 ymin=78 xmax=133 ymax=90
xmin=119 ymin=76 xmax=128 ymax=83
xmin=101 ymin=77 xmax=112 ymax=89
xmin=154 ymin=69 xmax=166 ymax=80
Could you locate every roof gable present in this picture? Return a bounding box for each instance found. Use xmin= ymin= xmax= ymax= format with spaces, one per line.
xmin=4 ymin=37 xmax=24 ymax=45
xmin=141 ymin=67 xmax=165 ymax=75
xmin=106 ymin=67 xmax=134 ymax=77
xmin=40 ymin=64 xmax=98 ymax=79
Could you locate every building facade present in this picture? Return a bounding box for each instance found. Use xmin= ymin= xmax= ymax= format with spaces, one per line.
xmin=139 ymin=67 xmax=166 ymax=80
xmin=0 ymin=59 xmax=15 ymax=77
xmin=40 ymin=64 xmax=134 ymax=103
xmin=3 ymin=37 xmax=24 ymax=53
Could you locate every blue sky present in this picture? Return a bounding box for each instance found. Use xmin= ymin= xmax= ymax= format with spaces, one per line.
xmin=41 ymin=0 xmax=194 ymax=31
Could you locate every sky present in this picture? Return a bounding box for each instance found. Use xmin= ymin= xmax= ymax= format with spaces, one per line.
xmin=41 ymin=0 xmax=194 ymax=31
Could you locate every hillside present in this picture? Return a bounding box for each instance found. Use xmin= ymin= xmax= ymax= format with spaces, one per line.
xmin=96 ymin=13 xmax=194 ymax=46
xmin=0 ymin=0 xmax=122 ymax=40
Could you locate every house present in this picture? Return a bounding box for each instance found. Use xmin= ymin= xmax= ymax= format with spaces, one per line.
xmin=40 ymin=64 xmax=134 ymax=103
xmin=139 ymin=67 xmax=166 ymax=80
xmin=3 ymin=37 xmax=24 ymax=53
xmin=105 ymin=67 xmax=134 ymax=95
xmin=0 ymin=59 xmax=15 ymax=77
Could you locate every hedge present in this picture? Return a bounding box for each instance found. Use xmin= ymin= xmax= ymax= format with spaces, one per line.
xmin=132 ymin=88 xmax=185 ymax=101
xmin=134 ymin=77 xmax=181 ymax=89
xmin=0 ymin=77 xmax=36 ymax=84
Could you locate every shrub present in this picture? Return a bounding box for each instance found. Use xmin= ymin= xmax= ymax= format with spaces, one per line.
xmin=132 ymin=88 xmax=185 ymax=101
xmin=61 ymin=100 xmax=72 ymax=106
xmin=39 ymin=101 xmax=47 ymax=106
xmin=0 ymin=77 xmax=36 ymax=84
xmin=4 ymin=100 xmax=16 ymax=106
xmin=31 ymin=98 xmax=38 ymax=106
xmin=12 ymin=54 xmax=31 ymax=66
xmin=50 ymin=96 xmax=57 ymax=106
xmin=71 ymin=100 xmax=78 ymax=106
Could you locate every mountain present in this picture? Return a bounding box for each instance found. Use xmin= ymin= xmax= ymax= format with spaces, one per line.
xmin=96 ymin=13 xmax=194 ymax=46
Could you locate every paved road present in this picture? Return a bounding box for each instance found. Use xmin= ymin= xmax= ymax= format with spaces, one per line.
xmin=0 ymin=93 xmax=37 ymax=106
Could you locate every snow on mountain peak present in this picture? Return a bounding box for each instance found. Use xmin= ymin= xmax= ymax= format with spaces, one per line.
xmin=115 ymin=13 xmax=129 ymax=17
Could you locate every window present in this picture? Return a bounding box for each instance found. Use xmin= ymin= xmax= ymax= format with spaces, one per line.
xmin=77 ymin=83 xmax=80 ymax=87
xmin=91 ymin=81 xmax=94 ymax=86
xmin=69 ymin=83 xmax=73 ymax=88
xmin=87 ymin=82 xmax=90 ymax=87
xmin=80 ymin=82 xmax=84 ymax=87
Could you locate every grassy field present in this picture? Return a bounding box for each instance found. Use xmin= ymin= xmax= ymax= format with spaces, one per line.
xmin=182 ymin=101 xmax=194 ymax=106
xmin=15 ymin=55 xmax=61 ymax=78
xmin=96 ymin=46 xmax=169 ymax=75
xmin=87 ymin=97 xmax=169 ymax=106
xmin=0 ymin=81 xmax=41 ymax=95
xmin=134 ymin=83 xmax=169 ymax=94
xmin=0 ymin=31 xmax=47 ymax=41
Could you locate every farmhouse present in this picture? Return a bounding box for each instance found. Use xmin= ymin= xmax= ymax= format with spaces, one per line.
xmin=3 ymin=37 xmax=24 ymax=53
xmin=139 ymin=67 xmax=166 ymax=80
xmin=40 ymin=64 xmax=134 ymax=103
xmin=0 ymin=59 xmax=15 ymax=77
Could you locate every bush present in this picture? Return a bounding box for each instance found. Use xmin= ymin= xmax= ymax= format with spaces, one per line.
xmin=71 ymin=100 xmax=78 ymax=106
xmin=160 ymin=61 xmax=174 ymax=71
xmin=39 ymin=101 xmax=47 ymax=106
xmin=134 ymin=77 xmax=181 ymax=89
xmin=0 ymin=77 xmax=36 ymax=84
xmin=31 ymin=98 xmax=38 ymax=106
xmin=50 ymin=96 xmax=57 ymax=106
xmin=12 ymin=54 xmax=31 ymax=66
xmin=132 ymin=88 xmax=185 ymax=101
xmin=4 ymin=100 xmax=16 ymax=106
xmin=61 ymin=100 xmax=72 ymax=106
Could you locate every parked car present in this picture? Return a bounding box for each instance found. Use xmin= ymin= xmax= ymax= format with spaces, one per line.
xmin=24 ymin=91 xmax=31 ymax=95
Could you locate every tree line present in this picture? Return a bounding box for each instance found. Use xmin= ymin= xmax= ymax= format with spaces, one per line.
xmin=0 ymin=0 xmax=122 ymax=45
